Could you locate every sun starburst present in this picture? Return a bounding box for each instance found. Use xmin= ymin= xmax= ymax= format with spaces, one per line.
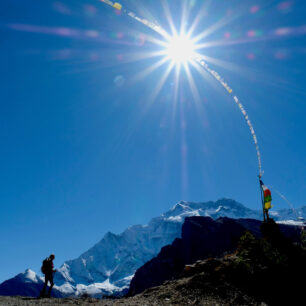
xmin=164 ymin=34 xmax=197 ymax=65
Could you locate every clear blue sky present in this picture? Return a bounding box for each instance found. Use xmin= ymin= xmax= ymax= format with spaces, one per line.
xmin=0 ymin=0 xmax=305 ymax=282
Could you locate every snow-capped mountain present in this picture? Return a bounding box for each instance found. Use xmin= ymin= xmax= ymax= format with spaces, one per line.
xmin=1 ymin=199 xmax=305 ymax=298
xmin=0 ymin=269 xmax=63 ymax=297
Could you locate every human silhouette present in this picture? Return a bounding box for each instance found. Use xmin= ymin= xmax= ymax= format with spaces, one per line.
xmin=40 ymin=254 xmax=57 ymax=298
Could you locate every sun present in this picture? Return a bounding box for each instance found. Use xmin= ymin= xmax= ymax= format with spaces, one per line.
xmin=165 ymin=34 xmax=196 ymax=65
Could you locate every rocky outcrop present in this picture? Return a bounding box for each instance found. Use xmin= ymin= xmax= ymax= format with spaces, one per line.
xmin=129 ymin=217 xmax=246 ymax=295
xmin=129 ymin=216 xmax=302 ymax=295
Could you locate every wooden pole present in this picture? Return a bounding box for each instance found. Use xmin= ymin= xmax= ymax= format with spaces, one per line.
xmin=259 ymin=177 xmax=266 ymax=222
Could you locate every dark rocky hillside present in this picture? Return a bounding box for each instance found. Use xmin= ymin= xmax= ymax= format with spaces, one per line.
xmin=129 ymin=216 xmax=303 ymax=297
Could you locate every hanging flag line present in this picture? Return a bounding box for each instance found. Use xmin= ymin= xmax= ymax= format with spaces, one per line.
xmin=99 ymin=0 xmax=263 ymax=177
xmin=100 ymin=0 xmax=169 ymax=38
xmin=194 ymin=54 xmax=262 ymax=176
xmin=269 ymin=186 xmax=299 ymax=220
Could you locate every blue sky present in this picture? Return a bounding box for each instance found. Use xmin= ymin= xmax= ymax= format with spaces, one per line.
xmin=0 ymin=0 xmax=305 ymax=282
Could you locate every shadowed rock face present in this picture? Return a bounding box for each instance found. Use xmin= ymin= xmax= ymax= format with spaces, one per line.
xmin=129 ymin=216 xmax=302 ymax=295
xmin=129 ymin=217 xmax=247 ymax=295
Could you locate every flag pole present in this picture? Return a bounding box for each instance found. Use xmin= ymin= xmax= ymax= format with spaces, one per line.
xmin=259 ymin=176 xmax=266 ymax=222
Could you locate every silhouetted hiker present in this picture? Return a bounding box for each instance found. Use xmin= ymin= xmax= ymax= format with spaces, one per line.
xmin=40 ymin=254 xmax=56 ymax=298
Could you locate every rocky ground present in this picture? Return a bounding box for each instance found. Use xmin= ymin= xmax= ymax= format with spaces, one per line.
xmin=0 ymin=288 xmax=259 ymax=306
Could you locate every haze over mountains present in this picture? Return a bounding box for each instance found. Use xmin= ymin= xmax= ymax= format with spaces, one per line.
xmin=0 ymin=199 xmax=305 ymax=298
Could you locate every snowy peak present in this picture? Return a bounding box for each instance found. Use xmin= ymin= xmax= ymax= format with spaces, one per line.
xmin=21 ymin=269 xmax=41 ymax=283
xmin=163 ymin=199 xmax=261 ymax=221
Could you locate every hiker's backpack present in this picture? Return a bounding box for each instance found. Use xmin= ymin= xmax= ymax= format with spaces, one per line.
xmin=41 ymin=258 xmax=49 ymax=274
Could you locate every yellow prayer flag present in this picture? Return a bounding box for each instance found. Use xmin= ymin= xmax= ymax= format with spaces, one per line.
xmin=265 ymin=201 xmax=272 ymax=210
